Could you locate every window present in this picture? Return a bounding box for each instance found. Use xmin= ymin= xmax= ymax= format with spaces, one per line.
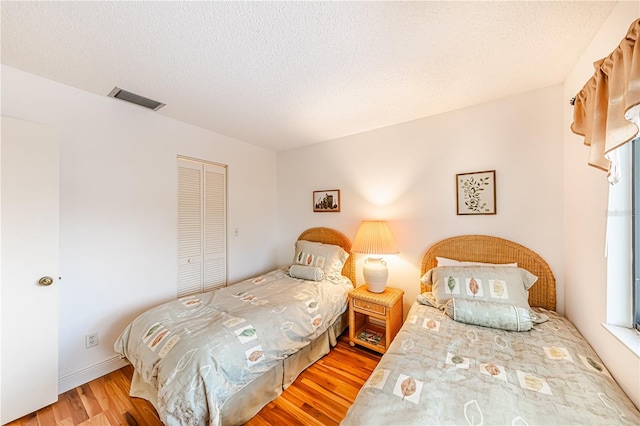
xmin=603 ymin=137 xmax=639 ymax=354
xmin=634 ymin=137 xmax=639 ymax=331
xmin=606 ymin=140 xmax=633 ymax=328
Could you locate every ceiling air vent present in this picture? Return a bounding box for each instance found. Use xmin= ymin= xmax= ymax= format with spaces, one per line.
xmin=107 ymin=87 xmax=165 ymax=111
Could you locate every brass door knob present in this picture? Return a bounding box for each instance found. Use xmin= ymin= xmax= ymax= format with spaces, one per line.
xmin=38 ymin=276 xmax=54 ymax=286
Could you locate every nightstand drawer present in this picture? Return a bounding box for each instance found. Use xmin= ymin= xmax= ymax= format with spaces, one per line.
xmin=353 ymin=298 xmax=385 ymax=315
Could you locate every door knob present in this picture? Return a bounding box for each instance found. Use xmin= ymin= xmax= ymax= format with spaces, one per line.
xmin=38 ymin=276 xmax=54 ymax=286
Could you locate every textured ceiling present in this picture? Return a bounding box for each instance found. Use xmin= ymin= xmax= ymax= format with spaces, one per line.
xmin=1 ymin=1 xmax=618 ymax=152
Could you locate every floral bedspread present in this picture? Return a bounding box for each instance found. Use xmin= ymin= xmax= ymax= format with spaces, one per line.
xmin=114 ymin=269 xmax=352 ymax=425
xmin=342 ymin=301 xmax=640 ymax=425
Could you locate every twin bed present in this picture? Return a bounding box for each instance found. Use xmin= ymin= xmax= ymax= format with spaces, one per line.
xmin=115 ymin=230 xmax=640 ymax=425
xmin=342 ymin=235 xmax=640 ymax=425
xmin=114 ymin=227 xmax=355 ymax=425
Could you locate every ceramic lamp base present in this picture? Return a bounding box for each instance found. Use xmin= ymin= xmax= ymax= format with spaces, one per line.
xmin=366 ymin=281 xmax=387 ymax=293
xmin=363 ymin=257 xmax=388 ymax=293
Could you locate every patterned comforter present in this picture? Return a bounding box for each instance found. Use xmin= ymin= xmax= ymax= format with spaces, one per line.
xmin=342 ymin=300 xmax=640 ymax=425
xmin=114 ymin=269 xmax=353 ymax=425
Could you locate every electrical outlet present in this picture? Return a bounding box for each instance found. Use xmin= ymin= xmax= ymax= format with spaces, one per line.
xmin=86 ymin=332 xmax=99 ymax=348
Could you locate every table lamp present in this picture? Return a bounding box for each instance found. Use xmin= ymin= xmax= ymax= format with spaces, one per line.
xmin=351 ymin=220 xmax=399 ymax=293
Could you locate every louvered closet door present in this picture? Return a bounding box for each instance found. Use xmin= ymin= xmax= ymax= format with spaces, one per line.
xmin=203 ymin=163 xmax=226 ymax=292
xmin=177 ymin=159 xmax=227 ymax=297
xmin=178 ymin=160 xmax=204 ymax=296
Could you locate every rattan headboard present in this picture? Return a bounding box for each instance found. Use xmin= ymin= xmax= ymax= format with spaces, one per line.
xmin=420 ymin=235 xmax=556 ymax=310
xmin=297 ymin=227 xmax=355 ymax=285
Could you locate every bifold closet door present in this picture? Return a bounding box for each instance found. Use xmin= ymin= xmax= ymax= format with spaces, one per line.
xmin=177 ymin=158 xmax=226 ymax=297
xmin=202 ymin=163 xmax=226 ymax=292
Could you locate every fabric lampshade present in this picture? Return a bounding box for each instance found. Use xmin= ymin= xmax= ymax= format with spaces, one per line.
xmin=351 ymin=220 xmax=399 ymax=255
xmin=351 ymin=221 xmax=399 ymax=293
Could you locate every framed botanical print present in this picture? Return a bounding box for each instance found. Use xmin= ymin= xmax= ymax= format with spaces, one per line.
xmin=456 ymin=170 xmax=496 ymax=215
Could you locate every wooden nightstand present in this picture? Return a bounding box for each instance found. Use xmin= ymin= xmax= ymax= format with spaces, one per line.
xmin=348 ymin=285 xmax=404 ymax=354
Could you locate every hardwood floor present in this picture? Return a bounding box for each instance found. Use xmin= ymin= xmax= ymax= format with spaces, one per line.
xmin=5 ymin=335 xmax=380 ymax=426
xmin=246 ymin=337 xmax=380 ymax=426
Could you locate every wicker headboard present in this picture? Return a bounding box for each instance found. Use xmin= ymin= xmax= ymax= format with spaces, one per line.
xmin=297 ymin=227 xmax=355 ymax=285
xmin=420 ymin=235 xmax=556 ymax=310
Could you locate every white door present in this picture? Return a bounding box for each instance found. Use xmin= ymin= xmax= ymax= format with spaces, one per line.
xmin=1 ymin=116 xmax=59 ymax=423
xmin=202 ymin=163 xmax=226 ymax=292
xmin=177 ymin=158 xmax=227 ymax=297
xmin=177 ymin=159 xmax=204 ymax=296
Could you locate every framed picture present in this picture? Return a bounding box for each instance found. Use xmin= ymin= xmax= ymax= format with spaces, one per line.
xmin=456 ymin=170 xmax=496 ymax=215
xmin=313 ymin=189 xmax=340 ymax=212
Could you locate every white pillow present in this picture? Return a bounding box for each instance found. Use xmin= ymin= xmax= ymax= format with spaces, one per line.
xmin=293 ymin=240 xmax=349 ymax=279
xmin=436 ymin=256 xmax=517 ymax=267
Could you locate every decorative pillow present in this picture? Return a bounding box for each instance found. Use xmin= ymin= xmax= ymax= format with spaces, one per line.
xmin=293 ymin=240 xmax=349 ymax=279
xmin=443 ymin=298 xmax=533 ymax=331
xmin=288 ymin=265 xmax=325 ymax=282
xmin=416 ymin=292 xmax=438 ymax=308
xmin=420 ymin=265 xmax=538 ymax=309
xmin=436 ymin=256 xmax=517 ymax=267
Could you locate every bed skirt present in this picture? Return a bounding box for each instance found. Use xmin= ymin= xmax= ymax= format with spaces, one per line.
xmin=128 ymin=310 xmax=349 ymax=425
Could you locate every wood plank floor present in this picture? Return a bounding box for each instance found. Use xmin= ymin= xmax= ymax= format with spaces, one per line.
xmin=5 ymin=335 xmax=381 ymax=426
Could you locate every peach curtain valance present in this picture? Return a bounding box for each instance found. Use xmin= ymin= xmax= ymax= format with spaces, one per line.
xmin=571 ymin=18 xmax=640 ymax=172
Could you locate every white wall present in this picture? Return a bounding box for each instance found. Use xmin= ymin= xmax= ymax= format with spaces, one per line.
xmin=277 ymin=85 xmax=565 ymax=318
xmin=1 ymin=65 xmax=278 ymax=391
xmin=563 ymin=2 xmax=640 ymax=408
xmin=4 ymin=6 xmax=636 ymax=406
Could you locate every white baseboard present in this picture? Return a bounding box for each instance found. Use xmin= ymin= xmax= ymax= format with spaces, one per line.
xmin=58 ymin=355 xmax=129 ymax=394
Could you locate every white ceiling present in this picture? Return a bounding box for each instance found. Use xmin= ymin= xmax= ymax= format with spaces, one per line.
xmin=1 ymin=1 xmax=617 ymax=152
